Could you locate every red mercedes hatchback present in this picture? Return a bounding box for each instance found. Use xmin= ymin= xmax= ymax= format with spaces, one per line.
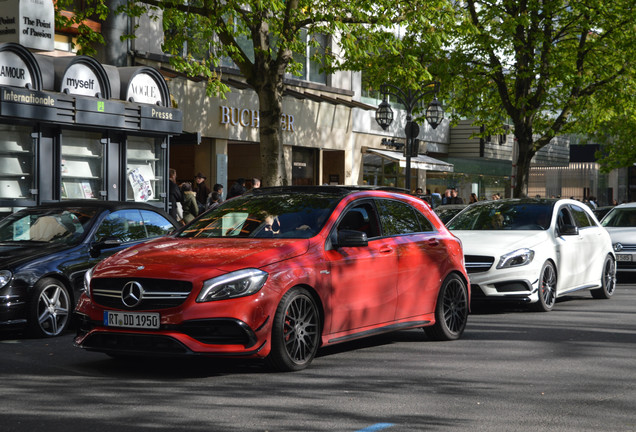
xmin=75 ymin=186 xmax=469 ymax=371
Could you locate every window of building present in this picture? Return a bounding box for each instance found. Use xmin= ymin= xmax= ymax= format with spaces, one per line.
xmin=60 ymin=130 xmax=103 ymax=200
xmin=0 ymin=125 xmax=35 ymax=202
xmin=126 ymin=136 xmax=166 ymax=203
xmin=291 ymin=29 xmax=327 ymax=85
xmin=362 ymin=152 xmax=416 ymax=190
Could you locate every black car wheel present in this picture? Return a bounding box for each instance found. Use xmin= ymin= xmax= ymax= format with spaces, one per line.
xmin=28 ymin=278 xmax=71 ymax=338
xmin=266 ymin=287 xmax=320 ymax=372
xmin=424 ymin=273 xmax=468 ymax=341
xmin=532 ymin=261 xmax=557 ymax=312
xmin=591 ymin=255 xmax=616 ymax=299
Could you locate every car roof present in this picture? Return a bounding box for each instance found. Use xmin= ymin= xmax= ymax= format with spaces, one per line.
xmin=31 ymin=200 xmax=170 ymax=213
xmin=249 ymin=185 xmax=411 ymax=198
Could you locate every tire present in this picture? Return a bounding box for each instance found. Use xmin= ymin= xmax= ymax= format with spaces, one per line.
xmin=591 ymin=255 xmax=616 ymax=299
xmin=266 ymin=287 xmax=320 ymax=372
xmin=424 ymin=273 xmax=469 ymax=341
xmin=532 ymin=261 xmax=557 ymax=312
xmin=28 ymin=278 xmax=71 ymax=338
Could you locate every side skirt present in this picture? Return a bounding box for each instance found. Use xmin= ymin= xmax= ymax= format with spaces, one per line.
xmin=326 ymin=320 xmax=431 ymax=345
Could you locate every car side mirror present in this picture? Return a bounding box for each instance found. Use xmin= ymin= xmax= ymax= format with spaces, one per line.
xmin=336 ymin=229 xmax=368 ymax=248
xmin=559 ymin=224 xmax=579 ymax=236
xmin=90 ymin=237 xmax=122 ymax=258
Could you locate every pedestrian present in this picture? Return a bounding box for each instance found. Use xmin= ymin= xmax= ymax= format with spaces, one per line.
xmin=207 ymin=191 xmax=221 ymax=210
xmin=470 ymin=193 xmax=478 ymax=203
xmin=227 ymin=178 xmax=246 ymax=199
xmin=450 ymin=188 xmax=464 ymax=204
xmin=180 ymin=182 xmax=198 ymax=224
xmin=193 ymin=172 xmax=211 ymax=213
xmin=442 ymin=188 xmax=452 ymax=205
xmin=168 ymin=168 xmax=183 ymax=222
xmin=212 ymin=183 xmax=224 ymax=204
xmin=251 ymin=177 xmax=261 ymax=189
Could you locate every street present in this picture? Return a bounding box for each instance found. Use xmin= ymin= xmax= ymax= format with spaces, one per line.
xmin=2 ymin=280 xmax=636 ymax=432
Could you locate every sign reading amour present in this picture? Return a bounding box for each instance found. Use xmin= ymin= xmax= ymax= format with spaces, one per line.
xmin=220 ymin=105 xmax=295 ymax=132
xmin=0 ymin=0 xmax=55 ymax=51
xmin=61 ymin=63 xmax=102 ymax=97
xmin=0 ymin=50 xmax=32 ymax=86
xmin=126 ymin=73 xmax=163 ymax=105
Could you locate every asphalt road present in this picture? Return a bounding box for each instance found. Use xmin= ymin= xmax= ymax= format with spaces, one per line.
xmin=2 ymin=280 xmax=636 ymax=432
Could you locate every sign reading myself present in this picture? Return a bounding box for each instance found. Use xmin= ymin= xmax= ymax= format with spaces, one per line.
xmin=0 ymin=0 xmax=54 ymax=51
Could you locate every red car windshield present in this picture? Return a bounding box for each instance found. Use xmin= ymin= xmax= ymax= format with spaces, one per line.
xmin=178 ymin=192 xmax=340 ymax=239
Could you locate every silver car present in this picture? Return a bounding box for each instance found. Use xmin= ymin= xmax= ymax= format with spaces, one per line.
xmin=600 ymin=203 xmax=636 ymax=272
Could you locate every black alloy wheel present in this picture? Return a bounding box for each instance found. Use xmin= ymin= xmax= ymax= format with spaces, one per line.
xmin=591 ymin=255 xmax=617 ymax=299
xmin=267 ymin=287 xmax=320 ymax=372
xmin=425 ymin=273 xmax=469 ymax=341
xmin=532 ymin=261 xmax=557 ymax=312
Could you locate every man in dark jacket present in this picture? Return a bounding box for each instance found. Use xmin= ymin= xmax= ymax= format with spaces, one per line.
xmin=168 ymin=168 xmax=183 ymax=221
xmin=193 ymin=172 xmax=211 ymax=213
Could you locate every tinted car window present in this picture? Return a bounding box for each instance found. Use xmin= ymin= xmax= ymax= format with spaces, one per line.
xmin=95 ymin=209 xmax=148 ymax=243
xmin=179 ymin=192 xmax=340 ymax=239
xmin=569 ymin=205 xmax=593 ymax=228
xmin=376 ymin=199 xmax=423 ymax=236
xmin=0 ymin=207 xmax=96 ymax=245
xmin=337 ymin=202 xmax=381 ymax=239
xmin=601 ymin=208 xmax=636 ymax=227
xmin=140 ymin=210 xmax=174 ymax=237
xmin=448 ymin=201 xmax=554 ymax=230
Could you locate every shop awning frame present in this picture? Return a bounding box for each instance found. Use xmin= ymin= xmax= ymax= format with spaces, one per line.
xmin=366 ymin=148 xmax=454 ymax=172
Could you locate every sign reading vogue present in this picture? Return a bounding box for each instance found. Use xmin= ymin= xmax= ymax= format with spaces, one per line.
xmin=0 ymin=0 xmax=55 ymax=51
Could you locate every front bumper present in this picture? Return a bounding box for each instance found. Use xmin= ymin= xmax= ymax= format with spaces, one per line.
xmin=0 ymin=294 xmax=27 ymax=326
xmin=468 ymin=264 xmax=540 ymax=303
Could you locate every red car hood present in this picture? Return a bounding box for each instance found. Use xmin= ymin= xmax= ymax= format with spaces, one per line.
xmin=93 ymin=236 xmax=311 ymax=279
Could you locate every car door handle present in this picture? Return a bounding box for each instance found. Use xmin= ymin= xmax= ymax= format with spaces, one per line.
xmin=427 ymin=238 xmax=440 ymax=246
xmin=379 ymin=246 xmax=393 ymax=254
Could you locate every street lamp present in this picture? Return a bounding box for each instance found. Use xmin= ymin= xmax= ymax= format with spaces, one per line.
xmin=375 ymin=81 xmax=444 ymax=191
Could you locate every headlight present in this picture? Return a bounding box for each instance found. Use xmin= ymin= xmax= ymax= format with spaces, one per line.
xmin=496 ymin=248 xmax=535 ymax=269
xmin=83 ymin=266 xmax=95 ymax=295
xmin=0 ymin=270 xmax=12 ymax=289
xmin=197 ymin=269 xmax=268 ymax=302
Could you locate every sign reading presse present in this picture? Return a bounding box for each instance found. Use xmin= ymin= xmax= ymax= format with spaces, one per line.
xmin=0 ymin=0 xmax=54 ymax=51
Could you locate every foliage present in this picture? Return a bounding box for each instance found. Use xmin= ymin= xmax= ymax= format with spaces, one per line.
xmin=353 ymin=0 xmax=635 ymax=195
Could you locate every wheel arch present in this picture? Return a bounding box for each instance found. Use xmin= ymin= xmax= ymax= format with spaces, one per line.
xmin=285 ymin=283 xmax=325 ymax=337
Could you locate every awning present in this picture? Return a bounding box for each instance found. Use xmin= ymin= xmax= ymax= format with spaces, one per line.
xmin=367 ymin=148 xmax=454 ymax=172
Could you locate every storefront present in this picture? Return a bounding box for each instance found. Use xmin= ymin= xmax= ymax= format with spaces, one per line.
xmin=0 ymin=42 xmax=182 ymax=214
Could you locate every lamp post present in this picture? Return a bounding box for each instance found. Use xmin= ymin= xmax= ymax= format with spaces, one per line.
xmin=375 ymin=81 xmax=444 ymax=191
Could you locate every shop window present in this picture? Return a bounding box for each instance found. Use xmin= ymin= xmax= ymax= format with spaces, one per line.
xmin=126 ymin=136 xmax=165 ymax=203
xmin=0 ymin=125 xmax=35 ymax=201
xmin=61 ymin=131 xmax=104 ymax=200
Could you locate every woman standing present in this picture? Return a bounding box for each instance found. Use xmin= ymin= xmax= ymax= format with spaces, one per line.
xmin=180 ymin=182 xmax=199 ymax=224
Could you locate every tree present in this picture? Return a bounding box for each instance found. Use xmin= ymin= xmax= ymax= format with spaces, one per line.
xmin=405 ymin=0 xmax=636 ymax=197
xmin=55 ymin=0 xmax=446 ymax=187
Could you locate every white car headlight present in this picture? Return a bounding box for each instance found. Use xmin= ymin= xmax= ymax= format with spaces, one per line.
xmin=496 ymin=248 xmax=535 ymax=269
xmin=197 ymin=269 xmax=268 ymax=302
xmin=0 ymin=270 xmax=12 ymax=289
xmin=83 ymin=266 xmax=95 ymax=295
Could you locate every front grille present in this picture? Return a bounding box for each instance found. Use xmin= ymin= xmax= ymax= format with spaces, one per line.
xmin=464 ymin=255 xmax=495 ymax=273
xmin=91 ymin=278 xmax=192 ymax=310
xmin=81 ymin=332 xmax=190 ymax=355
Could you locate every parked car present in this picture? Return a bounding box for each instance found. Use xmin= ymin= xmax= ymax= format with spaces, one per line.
xmin=75 ymin=186 xmax=470 ymax=371
xmin=593 ymin=206 xmax=614 ymax=221
xmin=599 ymin=203 xmax=636 ymax=272
xmin=0 ymin=201 xmax=178 ymax=337
xmin=446 ymin=198 xmax=616 ymax=311
xmin=434 ymin=204 xmax=468 ymax=224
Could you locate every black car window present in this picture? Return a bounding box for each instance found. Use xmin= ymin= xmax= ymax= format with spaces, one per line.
xmin=448 ymin=201 xmax=553 ymax=231
xmin=601 ymin=208 xmax=636 ymax=227
xmin=179 ymin=192 xmax=340 ymax=239
xmin=140 ymin=210 xmax=174 ymax=237
xmin=95 ymin=209 xmax=147 ymax=243
xmin=0 ymin=207 xmax=96 ymax=245
xmin=569 ymin=205 xmax=593 ymax=228
xmin=557 ymin=207 xmax=575 ymax=231
xmin=336 ymin=202 xmax=381 ymax=239
xmin=376 ymin=199 xmax=424 ymax=236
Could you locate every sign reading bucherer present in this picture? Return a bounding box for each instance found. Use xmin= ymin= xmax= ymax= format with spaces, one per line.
xmin=0 ymin=0 xmax=55 ymax=51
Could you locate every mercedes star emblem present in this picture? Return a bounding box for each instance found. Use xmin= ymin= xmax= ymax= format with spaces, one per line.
xmin=121 ymin=281 xmax=144 ymax=308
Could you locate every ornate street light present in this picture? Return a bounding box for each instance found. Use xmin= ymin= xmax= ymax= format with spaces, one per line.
xmin=375 ymin=81 xmax=444 ymax=191
xmin=375 ymin=98 xmax=393 ymax=130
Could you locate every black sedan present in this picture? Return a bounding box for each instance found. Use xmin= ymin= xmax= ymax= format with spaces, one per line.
xmin=0 ymin=200 xmax=177 ymax=337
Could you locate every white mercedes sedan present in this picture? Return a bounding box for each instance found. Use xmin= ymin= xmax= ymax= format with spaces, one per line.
xmin=599 ymin=202 xmax=636 ymax=272
xmin=447 ymin=198 xmax=616 ymax=311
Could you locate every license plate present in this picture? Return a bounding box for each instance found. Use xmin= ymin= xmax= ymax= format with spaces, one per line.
xmin=616 ymin=254 xmax=632 ymax=262
xmin=104 ymin=311 xmax=160 ymax=329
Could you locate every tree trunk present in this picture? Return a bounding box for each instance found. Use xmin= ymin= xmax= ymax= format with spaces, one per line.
xmin=513 ymin=135 xmax=536 ymax=198
xmin=255 ymin=83 xmax=288 ymax=187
